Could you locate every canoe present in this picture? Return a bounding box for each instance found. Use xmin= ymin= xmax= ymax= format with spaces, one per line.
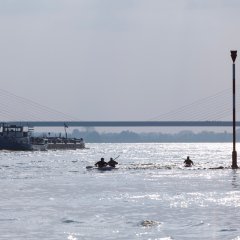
xmin=86 ymin=166 xmax=118 ymax=171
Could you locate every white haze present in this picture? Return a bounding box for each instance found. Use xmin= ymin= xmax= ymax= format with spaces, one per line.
xmin=0 ymin=0 xmax=239 ymax=121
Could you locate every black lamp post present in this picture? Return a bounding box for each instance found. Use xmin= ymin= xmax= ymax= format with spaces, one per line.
xmin=231 ymin=50 xmax=238 ymax=169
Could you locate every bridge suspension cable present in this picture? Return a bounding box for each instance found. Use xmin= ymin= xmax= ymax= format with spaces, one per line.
xmin=0 ymin=88 xmax=80 ymax=122
xmin=148 ymin=86 xmax=240 ymax=122
xmin=0 ymin=86 xmax=239 ymax=123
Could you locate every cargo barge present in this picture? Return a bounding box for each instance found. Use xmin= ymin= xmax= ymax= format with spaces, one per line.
xmin=0 ymin=123 xmax=85 ymax=151
xmin=46 ymin=137 xmax=85 ymax=150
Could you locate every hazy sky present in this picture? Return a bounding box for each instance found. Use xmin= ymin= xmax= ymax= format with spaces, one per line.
xmin=0 ymin=0 xmax=239 ymax=121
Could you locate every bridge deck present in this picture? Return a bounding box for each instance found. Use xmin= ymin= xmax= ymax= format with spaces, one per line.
xmin=5 ymin=121 xmax=238 ymax=127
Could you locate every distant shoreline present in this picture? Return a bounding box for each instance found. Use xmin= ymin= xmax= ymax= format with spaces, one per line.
xmin=37 ymin=129 xmax=239 ymax=144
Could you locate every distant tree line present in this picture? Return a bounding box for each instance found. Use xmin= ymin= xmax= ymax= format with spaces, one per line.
xmin=66 ymin=129 xmax=238 ymax=143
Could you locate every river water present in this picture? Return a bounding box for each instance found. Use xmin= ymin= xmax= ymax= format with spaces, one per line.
xmin=0 ymin=143 xmax=240 ymax=240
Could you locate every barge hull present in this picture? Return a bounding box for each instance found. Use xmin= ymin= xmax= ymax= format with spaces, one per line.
xmin=47 ymin=143 xmax=85 ymax=150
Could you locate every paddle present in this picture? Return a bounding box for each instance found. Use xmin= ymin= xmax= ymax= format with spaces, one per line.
xmin=86 ymin=166 xmax=94 ymax=169
xmin=113 ymin=155 xmax=120 ymax=161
